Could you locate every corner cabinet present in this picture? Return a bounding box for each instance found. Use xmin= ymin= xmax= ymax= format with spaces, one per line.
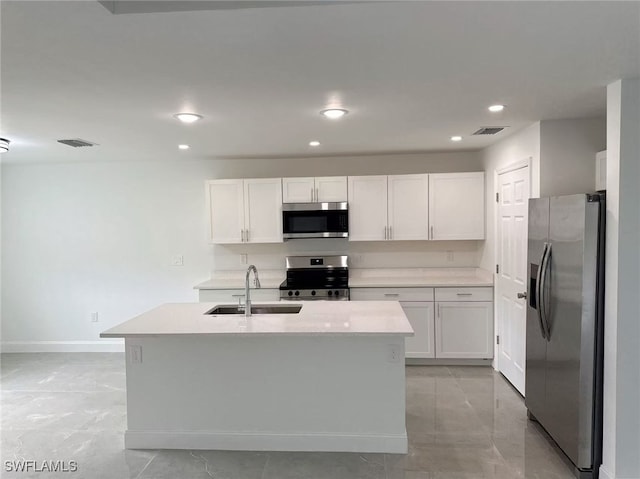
xmin=428 ymin=172 xmax=485 ymax=240
xmin=282 ymin=176 xmax=347 ymax=203
xmin=206 ymin=178 xmax=283 ymax=244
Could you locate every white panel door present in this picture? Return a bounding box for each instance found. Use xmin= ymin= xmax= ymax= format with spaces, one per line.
xmin=348 ymin=176 xmax=388 ymax=241
xmin=435 ymin=302 xmax=493 ymax=358
xmin=207 ymin=179 xmax=244 ymax=244
xmin=243 ymin=178 xmax=283 ymax=243
xmin=429 ymin=172 xmax=485 ymax=240
xmin=388 ymin=174 xmax=429 ymax=240
xmin=315 ymin=176 xmax=347 ymax=202
xmin=401 ymin=302 xmax=435 ymax=358
xmin=496 ymin=166 xmax=530 ymax=395
xmin=282 ymin=177 xmax=315 ymax=203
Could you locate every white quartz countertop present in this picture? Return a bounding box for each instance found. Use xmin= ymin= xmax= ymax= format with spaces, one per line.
xmin=194 ymin=267 xmax=493 ymax=290
xmin=100 ymin=301 xmax=414 ymax=338
xmin=349 ymin=268 xmax=493 ymax=288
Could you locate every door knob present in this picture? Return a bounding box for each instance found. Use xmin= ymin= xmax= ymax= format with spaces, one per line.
xmin=517 ymin=292 xmax=527 ymax=299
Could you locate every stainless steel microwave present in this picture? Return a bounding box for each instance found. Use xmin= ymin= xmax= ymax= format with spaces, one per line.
xmin=282 ymin=202 xmax=348 ymax=239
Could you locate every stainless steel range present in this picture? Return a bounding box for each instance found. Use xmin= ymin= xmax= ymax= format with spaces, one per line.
xmin=279 ymin=255 xmax=349 ymax=301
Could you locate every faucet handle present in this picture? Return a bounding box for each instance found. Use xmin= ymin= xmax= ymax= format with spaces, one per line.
xmin=231 ymin=294 xmax=246 ymax=307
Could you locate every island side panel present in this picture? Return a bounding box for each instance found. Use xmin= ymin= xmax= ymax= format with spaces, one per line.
xmin=124 ymin=335 xmax=407 ymax=453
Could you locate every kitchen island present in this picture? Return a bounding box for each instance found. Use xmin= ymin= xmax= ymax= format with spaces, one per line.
xmin=100 ymin=301 xmax=413 ymax=453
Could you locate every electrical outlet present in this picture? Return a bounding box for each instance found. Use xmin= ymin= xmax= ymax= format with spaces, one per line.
xmin=240 ymin=253 xmax=248 ymax=265
xmin=387 ymin=344 xmax=401 ymax=363
xmin=171 ymin=255 xmax=184 ymax=266
xmin=90 ymin=312 xmax=99 ymax=323
xmin=128 ymin=345 xmax=142 ymax=364
xmin=447 ymin=251 xmax=454 ymax=262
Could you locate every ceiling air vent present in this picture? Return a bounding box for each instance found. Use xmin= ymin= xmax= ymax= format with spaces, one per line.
xmin=57 ymin=138 xmax=97 ymax=148
xmin=472 ymin=127 xmax=507 ymax=136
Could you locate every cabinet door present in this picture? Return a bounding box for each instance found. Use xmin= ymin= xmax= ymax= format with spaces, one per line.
xmin=282 ymin=177 xmax=315 ymax=203
xmin=315 ymin=176 xmax=348 ymax=202
xmin=199 ymin=289 xmax=280 ymax=303
xmin=435 ymin=301 xmax=493 ymax=359
xmin=401 ymin=302 xmax=435 ymax=359
xmin=388 ymin=174 xmax=429 ymax=240
xmin=348 ymin=176 xmax=388 ymax=241
xmin=244 ymin=178 xmax=283 ymax=243
xmin=429 ymin=172 xmax=485 ymax=240
xmin=207 ymin=179 xmax=244 ymax=244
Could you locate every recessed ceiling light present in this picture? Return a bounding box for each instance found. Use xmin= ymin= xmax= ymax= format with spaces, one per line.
xmin=0 ymin=138 xmax=10 ymax=153
xmin=320 ymin=108 xmax=348 ymax=120
xmin=178 ymin=144 xmax=190 ymax=150
xmin=450 ymin=136 xmax=463 ymax=142
xmin=488 ymin=104 xmax=505 ymax=112
xmin=174 ymin=113 xmax=203 ymax=123
xmin=309 ymin=141 xmax=321 ymax=147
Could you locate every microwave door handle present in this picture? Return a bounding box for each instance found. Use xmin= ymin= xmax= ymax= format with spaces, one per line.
xmin=535 ymin=243 xmax=548 ymax=340
xmin=540 ymin=242 xmax=552 ymax=339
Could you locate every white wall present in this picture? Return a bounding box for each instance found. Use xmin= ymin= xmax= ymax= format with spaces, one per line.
xmin=1 ymin=151 xmax=483 ymax=351
xmin=479 ymin=122 xmax=541 ymax=272
xmin=601 ymin=78 xmax=640 ymax=479
xmin=539 ymin=118 xmax=607 ymax=197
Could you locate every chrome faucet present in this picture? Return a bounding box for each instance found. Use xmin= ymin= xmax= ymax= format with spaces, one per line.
xmin=244 ymin=265 xmax=261 ymax=317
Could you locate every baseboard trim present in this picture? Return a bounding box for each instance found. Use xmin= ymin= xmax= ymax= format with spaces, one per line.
xmin=125 ymin=430 xmax=408 ymax=454
xmin=599 ymin=467 xmax=614 ymax=479
xmin=1 ymin=340 xmax=125 ymax=353
xmin=405 ymin=358 xmax=492 ymax=366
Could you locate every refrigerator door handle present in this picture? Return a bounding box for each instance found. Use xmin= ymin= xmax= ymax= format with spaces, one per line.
xmin=539 ymin=242 xmax=553 ymax=340
xmin=535 ymin=243 xmax=549 ymax=340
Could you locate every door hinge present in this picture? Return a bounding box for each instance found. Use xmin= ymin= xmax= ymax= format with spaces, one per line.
xmin=496 ymin=264 xmax=500 ymax=274
xmin=496 ymin=192 xmax=499 ymax=203
xmin=496 ymin=335 xmax=500 ymax=345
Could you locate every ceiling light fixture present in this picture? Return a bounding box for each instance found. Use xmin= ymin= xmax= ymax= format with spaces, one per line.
xmin=488 ymin=104 xmax=505 ymax=112
xmin=450 ymin=136 xmax=463 ymax=142
xmin=309 ymin=141 xmax=321 ymax=147
xmin=0 ymin=138 xmax=10 ymax=153
xmin=320 ymin=108 xmax=348 ymax=120
xmin=174 ymin=113 xmax=203 ymax=123
xmin=178 ymin=144 xmax=190 ymax=150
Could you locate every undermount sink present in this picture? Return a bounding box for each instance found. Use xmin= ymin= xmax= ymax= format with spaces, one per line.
xmin=205 ymin=304 xmax=302 ymax=315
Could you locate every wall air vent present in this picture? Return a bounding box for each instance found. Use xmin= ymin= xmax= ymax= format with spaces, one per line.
xmin=57 ymin=138 xmax=97 ymax=148
xmin=472 ymin=127 xmax=507 ymax=136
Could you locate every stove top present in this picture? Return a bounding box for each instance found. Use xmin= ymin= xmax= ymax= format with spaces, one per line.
xmin=279 ymin=255 xmax=349 ymax=301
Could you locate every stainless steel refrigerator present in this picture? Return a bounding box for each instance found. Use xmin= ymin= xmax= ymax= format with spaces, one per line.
xmin=525 ymin=193 xmax=605 ymax=479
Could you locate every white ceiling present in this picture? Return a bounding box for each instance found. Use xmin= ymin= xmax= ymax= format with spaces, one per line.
xmin=1 ymin=1 xmax=639 ymax=164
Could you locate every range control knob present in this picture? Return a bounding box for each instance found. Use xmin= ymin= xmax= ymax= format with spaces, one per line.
xmin=328 ymin=290 xmax=333 ymax=296
xmin=294 ymin=291 xmax=300 ymax=296
xmin=311 ymin=290 xmax=316 ymax=296
xmin=288 ymin=291 xmax=293 ymax=297
xmin=335 ymin=290 xmax=340 ymax=296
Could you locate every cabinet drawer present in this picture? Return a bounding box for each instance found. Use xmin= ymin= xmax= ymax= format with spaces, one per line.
xmin=350 ymin=287 xmax=434 ymax=302
xmin=198 ymin=289 xmax=280 ymax=303
xmin=434 ymin=287 xmax=493 ymax=302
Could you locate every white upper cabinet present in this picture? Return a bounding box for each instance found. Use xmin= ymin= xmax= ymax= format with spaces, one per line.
xmin=428 ymin=172 xmax=485 ymax=240
xmin=595 ymin=150 xmax=606 ymax=191
xmin=315 ymin=176 xmax=348 ymax=202
xmin=206 ymin=178 xmax=282 ymax=244
xmin=207 ymin=179 xmax=244 ymax=244
xmin=282 ymin=176 xmax=347 ymax=203
xmin=388 ymin=174 xmax=429 ymax=240
xmin=348 ymin=176 xmax=388 ymax=241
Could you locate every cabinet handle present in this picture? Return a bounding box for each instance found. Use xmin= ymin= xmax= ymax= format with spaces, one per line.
xmin=384 ymin=226 xmax=388 ymax=240
xmin=311 ymin=187 xmax=315 ymax=202
xmin=384 ymin=293 xmax=400 ymax=297
xmin=241 ymin=229 xmax=244 ymax=242
xmin=430 ymin=226 xmax=434 ymax=239
xmin=315 ymin=188 xmax=319 ymax=202
xmin=456 ymin=293 xmax=473 ymax=296
xmin=438 ymin=303 xmax=441 ymax=318
xmin=245 ymin=229 xmax=249 ymax=242
xmin=389 ymin=226 xmax=392 ymax=240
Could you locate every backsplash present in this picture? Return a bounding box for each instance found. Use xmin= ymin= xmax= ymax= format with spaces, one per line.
xmin=210 ymin=239 xmax=482 ymax=272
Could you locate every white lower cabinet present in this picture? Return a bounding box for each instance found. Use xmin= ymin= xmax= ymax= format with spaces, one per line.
xmin=198 ymin=289 xmax=280 ymax=303
xmin=352 ymin=286 xmax=493 ymax=360
xmin=435 ymin=300 xmax=493 ymax=359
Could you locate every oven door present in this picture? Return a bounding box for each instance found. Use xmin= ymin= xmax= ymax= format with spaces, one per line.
xmin=282 ymin=202 xmax=348 ymax=239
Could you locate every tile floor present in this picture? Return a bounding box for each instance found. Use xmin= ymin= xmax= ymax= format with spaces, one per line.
xmin=0 ymin=353 xmax=576 ymax=478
